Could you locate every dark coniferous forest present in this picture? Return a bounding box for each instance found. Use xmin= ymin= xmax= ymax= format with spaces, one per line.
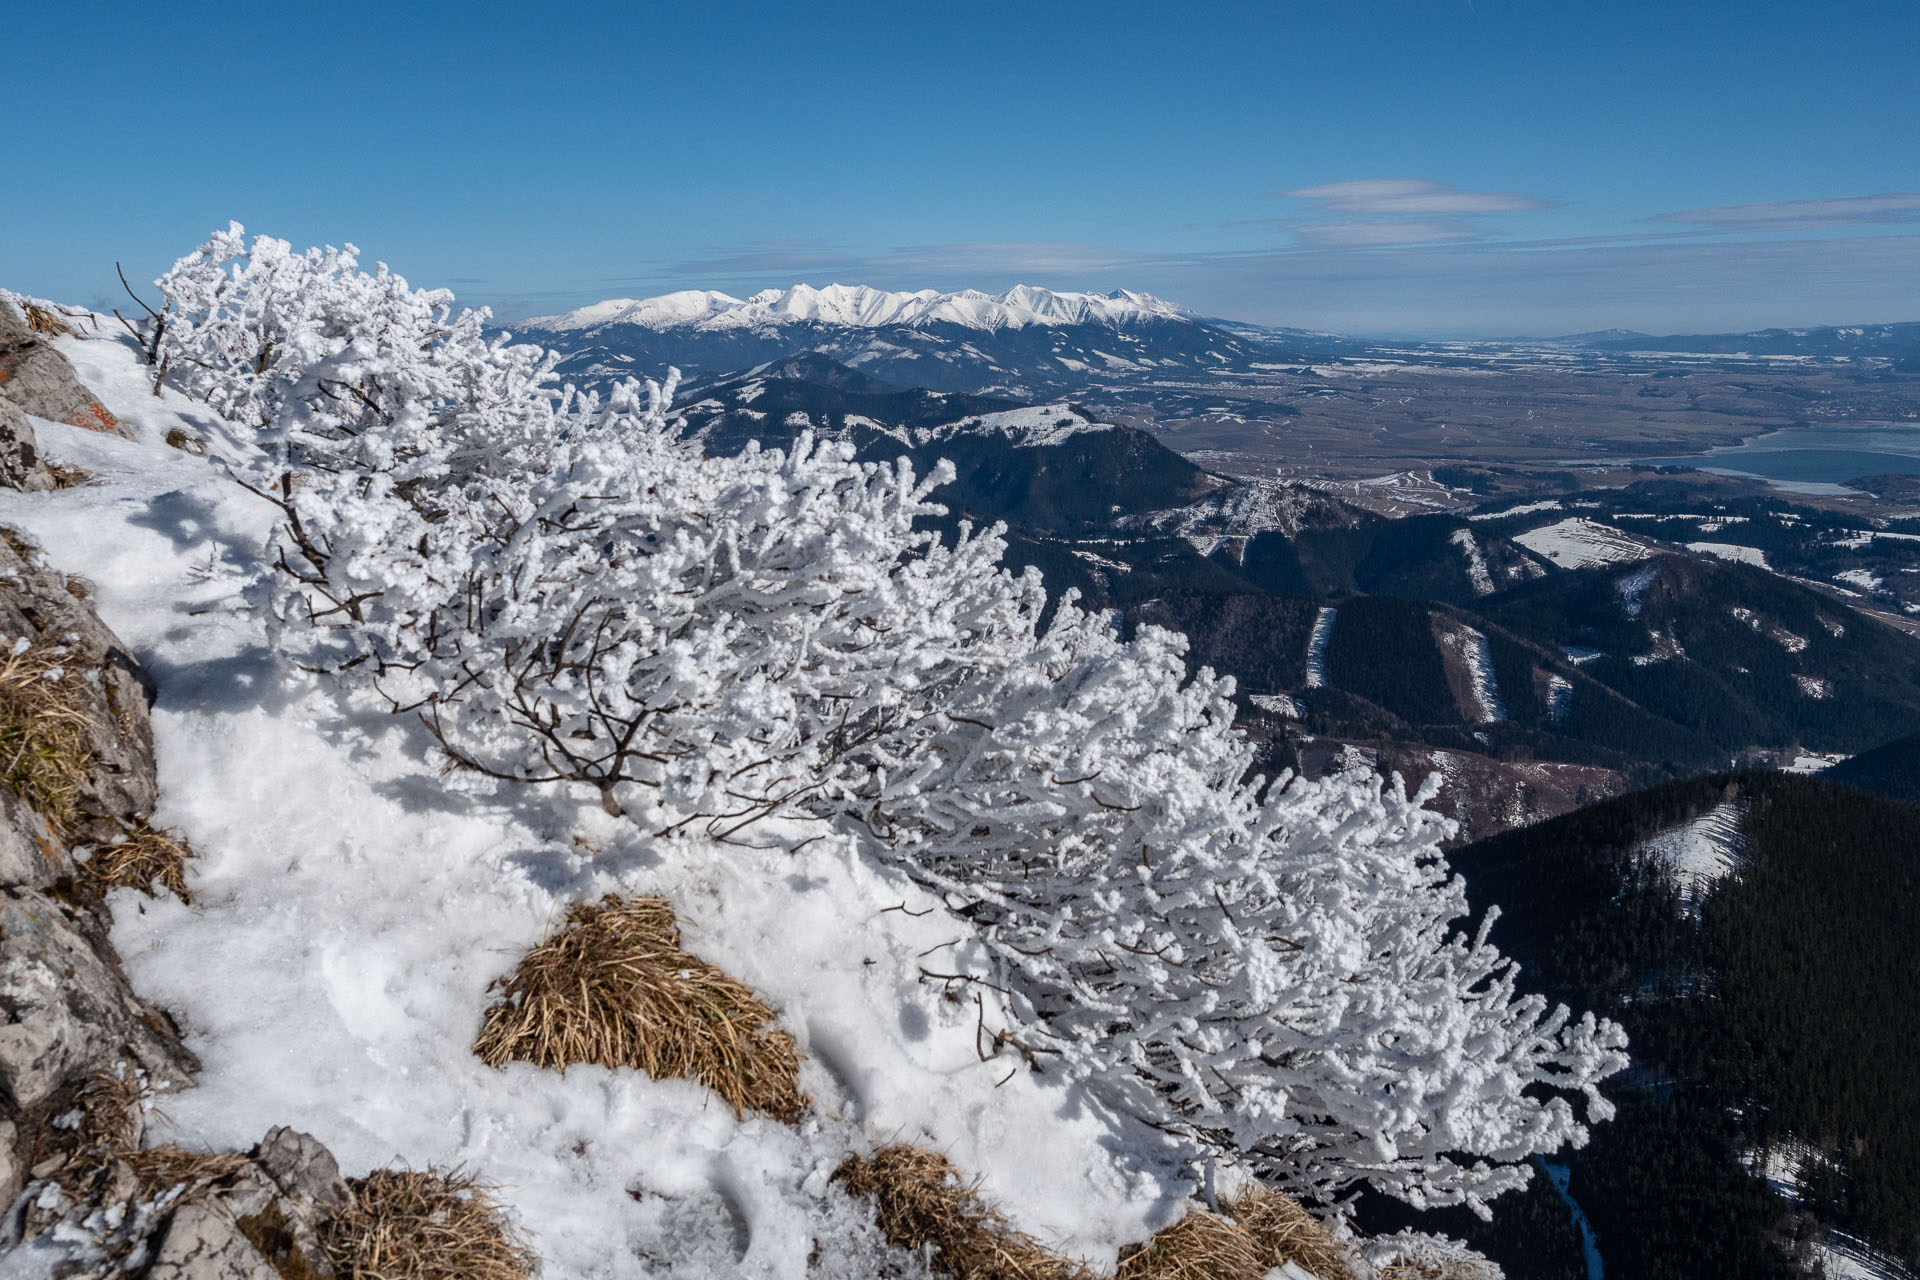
xmin=1432 ymin=772 xmax=1920 ymax=1278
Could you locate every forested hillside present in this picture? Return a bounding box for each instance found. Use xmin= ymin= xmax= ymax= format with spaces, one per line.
xmin=1428 ymin=772 xmax=1920 ymax=1278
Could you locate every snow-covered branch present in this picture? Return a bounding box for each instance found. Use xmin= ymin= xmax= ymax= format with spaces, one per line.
xmin=153 ymin=224 xmax=1626 ymax=1215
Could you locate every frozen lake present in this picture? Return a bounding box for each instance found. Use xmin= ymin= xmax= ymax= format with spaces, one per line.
xmin=1635 ymin=424 xmax=1920 ymax=487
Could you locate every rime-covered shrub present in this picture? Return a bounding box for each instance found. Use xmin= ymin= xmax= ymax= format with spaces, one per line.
xmin=152 ymin=225 xmax=1626 ymax=1215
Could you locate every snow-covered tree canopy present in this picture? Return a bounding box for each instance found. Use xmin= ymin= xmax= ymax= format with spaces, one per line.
xmin=152 ymin=224 xmax=1626 ymax=1215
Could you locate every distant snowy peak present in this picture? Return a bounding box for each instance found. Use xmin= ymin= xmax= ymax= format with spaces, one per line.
xmin=526 ymin=284 xmax=1190 ymax=334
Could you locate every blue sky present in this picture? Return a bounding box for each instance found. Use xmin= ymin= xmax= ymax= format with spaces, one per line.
xmin=8 ymin=0 xmax=1918 ymax=336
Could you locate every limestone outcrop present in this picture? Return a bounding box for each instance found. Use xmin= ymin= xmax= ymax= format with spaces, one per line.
xmin=0 ymin=298 xmax=124 ymax=436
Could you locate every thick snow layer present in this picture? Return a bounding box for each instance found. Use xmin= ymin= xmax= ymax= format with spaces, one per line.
xmin=1303 ymin=607 xmax=1337 ymax=689
xmin=910 ymin=404 xmax=1116 ymax=448
xmin=1685 ymin=541 xmax=1769 ymax=568
xmin=1784 ymin=752 xmax=1849 ymax=773
xmin=1614 ymin=562 xmax=1662 ymax=618
xmin=1637 ymin=801 xmax=1747 ymax=900
xmin=1449 ymin=529 xmax=1495 ymax=596
xmin=526 ymin=284 xmax=1187 ymax=334
xmin=1810 ymin=1233 xmax=1912 ymax=1280
xmin=1129 ymin=478 xmax=1332 ymax=544
xmin=1545 ymin=674 xmax=1572 ymax=725
xmin=0 ymin=332 xmax=1182 ymax=1278
xmin=1512 ymin=518 xmax=1653 ymax=571
xmin=1248 ymin=693 xmax=1307 ymax=720
xmin=1436 ymin=622 xmax=1506 ymax=724
xmin=1467 ymin=500 xmax=1562 ymax=523
xmin=1835 ymin=568 xmax=1885 ymax=591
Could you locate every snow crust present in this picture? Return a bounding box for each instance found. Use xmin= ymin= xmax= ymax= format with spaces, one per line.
xmin=526 ymin=285 xmax=1187 ymax=334
xmin=0 ymin=333 xmax=1177 ymax=1277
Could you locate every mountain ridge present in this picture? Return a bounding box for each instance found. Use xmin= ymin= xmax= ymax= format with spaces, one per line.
xmin=523 ymin=283 xmax=1189 ymax=334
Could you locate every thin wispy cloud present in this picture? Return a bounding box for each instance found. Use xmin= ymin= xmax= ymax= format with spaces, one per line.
xmin=1280 ymin=178 xmax=1553 ymax=216
xmin=1654 ymin=192 xmax=1920 ymax=232
xmin=1293 ymin=220 xmax=1484 ymax=247
xmin=1268 ymin=178 xmax=1556 ymax=247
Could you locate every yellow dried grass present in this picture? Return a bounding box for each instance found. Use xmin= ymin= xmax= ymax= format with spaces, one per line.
xmin=45 ymin=461 xmax=94 ymax=489
xmin=22 ymin=304 xmax=75 ymax=337
xmin=1226 ymin=1187 xmax=1358 ymax=1280
xmin=1115 ymin=1189 xmax=1362 ymax=1280
xmin=78 ymin=819 xmax=194 ymax=902
xmin=831 ymin=1146 xmax=1092 ymax=1280
xmin=1115 ymin=1209 xmax=1265 ymax=1280
xmin=127 ymin=1145 xmax=255 ymax=1196
xmin=321 ymin=1167 xmax=536 ymax=1280
xmin=473 ymin=894 xmax=807 ymax=1122
xmin=0 ymin=638 xmax=97 ymax=830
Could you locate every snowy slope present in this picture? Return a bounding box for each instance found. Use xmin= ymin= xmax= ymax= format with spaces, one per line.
xmin=1636 ymin=801 xmax=1748 ymax=900
xmin=0 ymin=330 xmax=1180 ymax=1277
xmin=527 ymin=284 xmax=1188 ymax=334
xmin=1512 ymin=518 xmax=1654 ymax=571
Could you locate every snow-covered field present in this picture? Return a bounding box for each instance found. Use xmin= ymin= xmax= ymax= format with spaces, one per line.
xmin=0 ymin=333 xmax=1178 ymax=1277
xmin=1637 ymin=801 xmax=1748 ymax=901
xmin=1467 ymin=499 xmax=1562 ymax=523
xmin=1513 ymin=518 xmax=1653 ymax=571
xmin=910 ymin=402 xmax=1115 ymax=447
xmin=1685 ymin=540 xmax=1769 ymax=568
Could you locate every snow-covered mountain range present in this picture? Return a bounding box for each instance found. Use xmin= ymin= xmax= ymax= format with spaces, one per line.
xmin=515 ymin=283 xmax=1294 ymax=400
xmin=525 ymin=283 xmax=1189 ymax=334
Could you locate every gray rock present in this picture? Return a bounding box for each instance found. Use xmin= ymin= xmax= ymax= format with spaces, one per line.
xmin=0 ymin=535 xmax=159 ymax=839
xmin=143 ymin=1200 xmax=284 ymax=1280
xmin=0 ymin=298 xmax=124 ymax=438
xmin=0 ymin=402 xmax=53 ymax=492
xmin=0 ymin=786 xmax=67 ymax=891
xmin=0 ymin=887 xmax=196 ymax=1112
xmin=253 ymin=1126 xmax=352 ymax=1215
xmin=0 ymin=1117 xmax=17 ymax=1210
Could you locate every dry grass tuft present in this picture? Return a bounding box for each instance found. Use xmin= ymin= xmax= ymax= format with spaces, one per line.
xmin=1114 ymin=1190 xmax=1364 ymax=1280
xmin=78 ymin=819 xmax=194 ymax=902
xmin=0 ymin=526 xmax=35 ymax=560
xmin=23 ymin=303 xmax=75 ymax=337
xmin=1225 ymin=1187 xmax=1357 ymax=1280
xmin=1115 ymin=1209 xmax=1266 ymax=1280
xmin=0 ymin=638 xmax=97 ymax=830
xmin=832 ymin=1146 xmax=1091 ymax=1280
xmin=127 ymin=1145 xmax=255 ymax=1196
xmin=474 ymin=894 xmax=807 ymax=1122
xmin=46 ymin=461 xmax=94 ymax=489
xmin=48 ymin=1069 xmax=147 ymax=1193
xmin=321 ymin=1166 xmax=536 ymax=1280
xmin=164 ymin=427 xmax=209 ymax=456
